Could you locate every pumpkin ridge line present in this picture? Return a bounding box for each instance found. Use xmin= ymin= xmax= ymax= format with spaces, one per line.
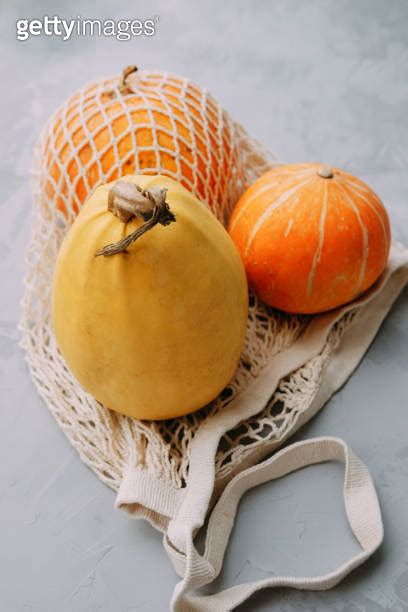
xmin=229 ymin=170 xmax=314 ymax=233
xmin=307 ymin=179 xmax=328 ymax=297
xmin=341 ymin=183 xmax=389 ymax=257
xmin=344 ymin=176 xmax=372 ymax=195
xmin=337 ymin=183 xmax=369 ymax=293
xmin=244 ymin=178 xmax=313 ymax=257
xmin=345 ymin=179 xmax=389 ymax=221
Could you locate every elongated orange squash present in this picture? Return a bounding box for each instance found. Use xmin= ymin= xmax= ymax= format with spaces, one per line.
xmin=229 ymin=163 xmax=391 ymax=313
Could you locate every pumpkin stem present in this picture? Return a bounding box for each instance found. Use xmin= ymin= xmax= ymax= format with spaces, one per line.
xmin=95 ymin=181 xmax=176 ymax=257
xmin=317 ymin=165 xmax=334 ymax=179
xmin=119 ymin=65 xmax=138 ymax=94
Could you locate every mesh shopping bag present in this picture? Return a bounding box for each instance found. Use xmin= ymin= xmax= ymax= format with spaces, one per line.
xmin=20 ymin=66 xmax=408 ymax=611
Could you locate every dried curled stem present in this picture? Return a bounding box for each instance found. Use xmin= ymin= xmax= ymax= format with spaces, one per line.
xmin=102 ymin=65 xmax=138 ymax=101
xmin=119 ymin=64 xmax=138 ymax=94
xmin=95 ymin=181 xmax=176 ymax=257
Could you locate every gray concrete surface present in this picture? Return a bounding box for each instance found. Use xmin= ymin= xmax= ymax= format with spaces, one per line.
xmin=1 ymin=0 xmax=407 ymax=610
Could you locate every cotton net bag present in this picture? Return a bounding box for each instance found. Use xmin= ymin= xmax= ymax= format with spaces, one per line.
xmin=20 ymin=65 xmax=408 ymax=611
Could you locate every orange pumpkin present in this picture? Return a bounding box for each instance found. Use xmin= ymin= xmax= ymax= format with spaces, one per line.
xmin=40 ymin=65 xmax=237 ymax=221
xmin=229 ymin=163 xmax=391 ymax=314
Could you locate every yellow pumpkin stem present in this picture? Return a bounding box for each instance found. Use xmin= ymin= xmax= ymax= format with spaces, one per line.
xmin=95 ymin=181 xmax=176 ymax=257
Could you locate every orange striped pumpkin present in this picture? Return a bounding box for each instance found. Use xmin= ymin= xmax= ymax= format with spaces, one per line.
xmin=228 ymin=163 xmax=391 ymax=314
xmin=41 ymin=65 xmax=237 ymax=220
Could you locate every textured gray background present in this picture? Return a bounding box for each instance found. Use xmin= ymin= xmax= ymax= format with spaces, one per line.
xmin=1 ymin=0 xmax=408 ymax=610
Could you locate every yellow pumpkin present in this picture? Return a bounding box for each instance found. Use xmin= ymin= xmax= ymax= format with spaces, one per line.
xmin=52 ymin=175 xmax=248 ymax=420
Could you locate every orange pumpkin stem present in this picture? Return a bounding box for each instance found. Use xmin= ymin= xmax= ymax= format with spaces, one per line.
xmin=95 ymin=181 xmax=176 ymax=257
xmin=119 ymin=64 xmax=138 ymax=94
xmin=317 ymin=165 xmax=334 ymax=179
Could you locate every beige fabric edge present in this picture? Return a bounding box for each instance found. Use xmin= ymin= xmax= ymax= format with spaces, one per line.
xmin=167 ymin=437 xmax=384 ymax=612
xmin=116 ymin=468 xmax=186 ymax=532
